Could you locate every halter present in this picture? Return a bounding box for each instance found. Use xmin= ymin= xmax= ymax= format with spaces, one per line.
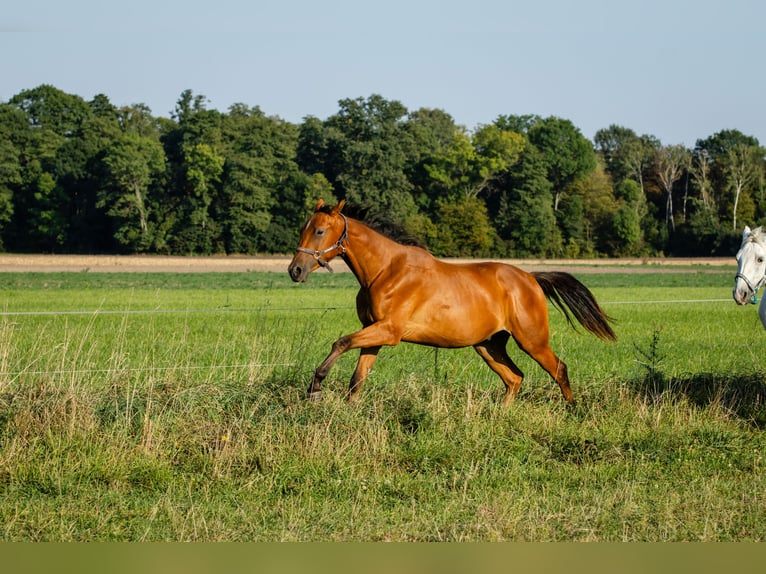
xmin=735 ymin=271 xmax=766 ymax=304
xmin=295 ymin=214 xmax=349 ymax=272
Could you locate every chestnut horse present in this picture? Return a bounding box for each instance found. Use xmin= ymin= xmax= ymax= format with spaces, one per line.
xmin=288 ymin=199 xmax=616 ymax=406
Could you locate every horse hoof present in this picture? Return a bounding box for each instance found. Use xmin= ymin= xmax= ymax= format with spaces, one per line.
xmin=307 ymin=390 xmax=323 ymax=402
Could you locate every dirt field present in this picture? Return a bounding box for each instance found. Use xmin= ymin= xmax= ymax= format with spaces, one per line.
xmin=0 ymin=254 xmax=734 ymax=274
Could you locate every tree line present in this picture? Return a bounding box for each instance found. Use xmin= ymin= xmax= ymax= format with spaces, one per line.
xmin=1 ymin=84 xmax=764 ymax=258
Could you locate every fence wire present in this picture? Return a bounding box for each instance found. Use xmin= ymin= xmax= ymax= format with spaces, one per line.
xmin=0 ymin=297 xmax=735 ymax=379
xmin=0 ymin=297 xmax=734 ymax=317
xmin=0 ymin=306 xmax=350 ymax=316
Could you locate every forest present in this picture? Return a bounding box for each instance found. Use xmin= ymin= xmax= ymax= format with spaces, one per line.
xmin=0 ymin=84 xmax=764 ymax=258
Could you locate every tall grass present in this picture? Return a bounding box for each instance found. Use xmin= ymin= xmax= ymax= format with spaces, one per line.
xmin=0 ymin=270 xmax=765 ymax=540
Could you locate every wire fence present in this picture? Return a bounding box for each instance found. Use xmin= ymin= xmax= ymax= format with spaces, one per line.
xmin=0 ymin=306 xmax=350 ymax=317
xmin=0 ymin=363 xmax=296 ymax=378
xmin=0 ymin=297 xmax=734 ymax=317
xmin=0 ymin=296 xmax=737 ymax=379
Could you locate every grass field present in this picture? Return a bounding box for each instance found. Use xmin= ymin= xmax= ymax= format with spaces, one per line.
xmin=0 ymin=267 xmax=765 ymax=541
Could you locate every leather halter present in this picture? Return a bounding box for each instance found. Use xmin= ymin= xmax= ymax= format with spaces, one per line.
xmin=295 ymin=214 xmax=348 ymax=272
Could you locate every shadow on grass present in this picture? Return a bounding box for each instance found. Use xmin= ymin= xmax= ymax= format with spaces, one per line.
xmin=629 ymin=371 xmax=766 ymax=428
xmin=628 ymin=326 xmax=766 ymax=427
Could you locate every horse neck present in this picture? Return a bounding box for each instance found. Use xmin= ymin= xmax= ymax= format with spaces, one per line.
xmin=342 ymin=219 xmax=401 ymax=287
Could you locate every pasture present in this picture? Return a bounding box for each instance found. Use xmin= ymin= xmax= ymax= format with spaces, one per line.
xmin=0 ymin=266 xmax=765 ymax=541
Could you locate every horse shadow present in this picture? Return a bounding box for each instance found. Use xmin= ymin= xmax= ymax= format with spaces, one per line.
xmin=628 ymin=371 xmax=766 ymax=428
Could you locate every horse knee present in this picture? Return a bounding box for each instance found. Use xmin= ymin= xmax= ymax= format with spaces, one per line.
xmin=331 ymin=335 xmax=352 ymax=354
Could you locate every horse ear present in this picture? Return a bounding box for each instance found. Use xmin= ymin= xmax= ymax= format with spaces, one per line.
xmin=314 ymin=199 xmax=325 ymax=212
xmin=744 ymin=225 xmax=752 ymax=238
xmin=332 ymin=199 xmax=346 ymax=214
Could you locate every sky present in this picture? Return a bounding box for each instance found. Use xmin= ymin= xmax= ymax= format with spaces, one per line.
xmin=2 ymin=0 xmax=764 ymax=147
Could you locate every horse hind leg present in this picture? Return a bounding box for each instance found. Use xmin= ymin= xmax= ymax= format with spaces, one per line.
xmin=518 ymin=341 xmax=574 ymax=404
xmin=474 ymin=333 xmax=525 ymax=407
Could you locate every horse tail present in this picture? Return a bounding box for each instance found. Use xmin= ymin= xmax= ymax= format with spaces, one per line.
xmin=532 ymin=271 xmax=617 ymax=342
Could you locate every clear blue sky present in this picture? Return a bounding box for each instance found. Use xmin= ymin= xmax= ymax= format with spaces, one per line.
xmin=2 ymin=0 xmax=764 ymax=147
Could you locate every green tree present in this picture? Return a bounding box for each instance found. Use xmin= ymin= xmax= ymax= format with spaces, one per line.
xmin=220 ymin=103 xmax=304 ymax=253
xmin=689 ymin=149 xmax=715 ymax=212
xmin=609 ymin=204 xmax=642 ymax=256
xmin=725 ymin=143 xmax=763 ymax=231
xmin=527 ymin=116 xmax=597 ymax=212
xmin=695 ymin=130 xmax=764 ymax=231
xmin=404 ymin=107 xmax=460 ymax=215
xmin=185 ymin=142 xmax=225 ymax=250
xmin=595 ymin=125 xmax=659 ymax=200
xmin=567 ymin=160 xmax=619 ymax=256
xmin=28 ymin=171 xmax=68 ymax=249
xmin=494 ymin=114 xmax=540 ymax=135
xmin=161 ymin=91 xmax=225 ymax=254
xmin=10 ymin=84 xmax=92 ymax=137
xmin=655 ymin=144 xmax=690 ymax=232
xmin=98 ymin=132 xmax=166 ymax=251
xmin=419 ymin=122 xmax=524 ymax=251
xmin=61 ymin=95 xmax=126 ymax=252
xmin=6 ymin=85 xmax=96 ymax=251
xmin=613 ymin=179 xmax=648 ymax=255
xmin=324 ymin=95 xmax=419 ymax=224
xmin=495 ymin=146 xmax=561 ymax=257
xmin=301 ymin=173 xmax=336 ymax=216
xmin=0 ymin=139 xmax=18 ymax=249
xmin=296 ymin=117 xmax=344 ymax=186
xmin=0 ymin=104 xmax=27 ymax=249
xmin=470 ymin=124 xmax=526 ymax=197
xmin=433 ymin=195 xmax=494 ymax=257
xmin=594 ymin=124 xmax=639 ymax=183
xmin=422 ymin=129 xmax=477 ymax=200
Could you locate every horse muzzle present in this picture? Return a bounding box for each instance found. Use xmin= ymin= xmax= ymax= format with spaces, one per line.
xmin=733 ymin=280 xmax=755 ymax=305
xmin=733 ymin=287 xmax=751 ymax=305
xmin=288 ymin=257 xmax=311 ymax=283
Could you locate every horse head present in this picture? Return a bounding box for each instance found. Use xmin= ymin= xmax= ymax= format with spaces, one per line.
xmin=733 ymin=225 xmax=766 ymax=305
xmin=288 ymin=199 xmax=348 ymax=282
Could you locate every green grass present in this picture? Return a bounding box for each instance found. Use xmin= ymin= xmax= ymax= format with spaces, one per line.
xmin=1 ymin=269 xmax=765 ymax=541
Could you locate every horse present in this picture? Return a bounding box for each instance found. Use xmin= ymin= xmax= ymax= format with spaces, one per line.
xmin=288 ymin=199 xmax=617 ymax=406
xmin=733 ymin=225 xmax=766 ymax=329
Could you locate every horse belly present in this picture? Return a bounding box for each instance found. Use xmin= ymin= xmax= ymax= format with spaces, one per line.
xmin=401 ymin=303 xmax=502 ymax=348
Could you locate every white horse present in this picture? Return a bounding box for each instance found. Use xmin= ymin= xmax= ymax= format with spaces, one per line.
xmin=733 ymin=225 xmax=766 ymax=329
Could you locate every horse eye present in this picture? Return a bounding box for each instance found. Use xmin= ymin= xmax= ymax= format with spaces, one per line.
xmin=759 ymin=257 xmax=764 ymax=264
xmin=316 ymin=229 xmax=326 ymax=236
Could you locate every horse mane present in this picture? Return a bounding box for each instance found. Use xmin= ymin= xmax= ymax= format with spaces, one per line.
xmin=320 ymin=202 xmax=427 ymax=249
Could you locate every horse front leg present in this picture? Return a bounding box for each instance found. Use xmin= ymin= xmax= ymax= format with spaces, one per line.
xmin=308 ymin=322 xmax=401 ymax=401
xmin=307 ymin=334 xmax=353 ymax=401
xmin=348 ymin=346 xmax=381 ymax=402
